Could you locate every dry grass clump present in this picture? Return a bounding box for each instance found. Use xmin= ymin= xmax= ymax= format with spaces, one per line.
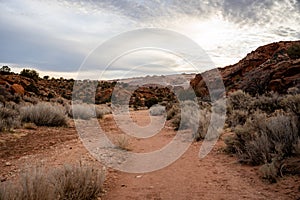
xmin=0 ymin=165 xmax=105 ymax=200
xmin=67 ymin=104 xmax=95 ymax=120
xmin=52 ymin=165 xmax=105 ymax=200
xmin=149 ymin=105 xmax=165 ymax=116
xmin=167 ymin=100 xmax=212 ymax=141
xmin=23 ymin=122 xmax=38 ymax=130
xmin=0 ymin=106 xmax=20 ymax=132
xmin=20 ymin=103 xmax=67 ymax=127
xmin=68 ymin=104 xmax=111 ymax=120
xmin=95 ymin=104 xmax=111 ymax=118
xmin=193 ymin=109 xmax=211 ymax=141
xmin=114 ymin=134 xmax=130 ymax=151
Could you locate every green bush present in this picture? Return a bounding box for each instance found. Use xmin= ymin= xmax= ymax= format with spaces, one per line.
xmin=20 ymin=103 xmax=67 ymax=127
xmin=0 ymin=66 xmax=11 ymax=74
xmin=20 ymin=69 xmax=39 ymax=81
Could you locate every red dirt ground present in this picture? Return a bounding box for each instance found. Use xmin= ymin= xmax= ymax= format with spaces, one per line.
xmin=0 ymin=111 xmax=299 ymax=199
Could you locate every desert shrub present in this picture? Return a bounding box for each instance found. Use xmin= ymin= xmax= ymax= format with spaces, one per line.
xmin=25 ymin=83 xmax=40 ymax=95
xmin=0 ymin=86 xmax=13 ymax=104
xmin=23 ymin=96 xmax=39 ymax=104
xmin=226 ymin=109 xmax=248 ymax=127
xmin=166 ymin=104 xmax=180 ymax=120
xmin=95 ymin=104 xmax=111 ymax=118
xmin=251 ymin=93 xmax=282 ymax=114
xmin=0 ymin=165 xmax=105 ymax=200
xmin=52 ymin=165 xmax=105 ymax=200
xmin=0 ymin=66 xmax=11 ymax=74
xmin=68 ymin=104 xmax=94 ymax=120
xmin=280 ymin=94 xmax=300 ymax=116
xmin=68 ymin=104 xmax=111 ymax=120
xmin=193 ymin=109 xmax=211 ymax=141
xmin=169 ymin=101 xmax=211 ymax=141
xmin=114 ymin=134 xmax=130 ymax=150
xmin=0 ymin=107 xmax=20 ymax=132
xmin=287 ymin=87 xmax=300 ymax=95
xmin=225 ymin=111 xmax=299 ymax=165
xmin=227 ymin=90 xmax=252 ymax=111
xmin=149 ymin=105 xmax=165 ymax=116
xmin=68 ymin=104 xmax=108 ymax=120
xmin=287 ymin=44 xmax=300 ymax=59
xmin=171 ymin=101 xmax=199 ymax=130
xmin=144 ymin=97 xmax=158 ymax=108
xmin=177 ymin=88 xmax=196 ymax=101
xmin=259 ymin=156 xmax=300 ymax=183
xmin=226 ymin=91 xmax=251 ymax=128
xmin=20 ymin=69 xmax=39 ymax=81
xmin=259 ymin=158 xmax=283 ymax=183
xmin=20 ymin=103 xmax=67 ymax=127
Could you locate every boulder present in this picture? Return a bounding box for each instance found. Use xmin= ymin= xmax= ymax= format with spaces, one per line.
xmin=11 ymin=84 xmax=25 ymax=96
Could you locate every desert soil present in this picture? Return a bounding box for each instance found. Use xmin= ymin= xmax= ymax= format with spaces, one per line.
xmin=0 ymin=110 xmax=299 ymax=199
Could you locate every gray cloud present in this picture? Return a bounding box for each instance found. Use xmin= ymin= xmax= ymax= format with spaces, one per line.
xmin=64 ymin=0 xmax=300 ymax=27
xmin=0 ymin=0 xmax=299 ymax=79
xmin=0 ymin=23 xmax=84 ymax=71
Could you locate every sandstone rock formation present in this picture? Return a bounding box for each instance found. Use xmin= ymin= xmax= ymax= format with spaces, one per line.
xmin=191 ymin=41 xmax=300 ymax=98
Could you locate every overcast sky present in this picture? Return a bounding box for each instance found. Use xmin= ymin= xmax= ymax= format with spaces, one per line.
xmin=0 ymin=0 xmax=299 ymax=79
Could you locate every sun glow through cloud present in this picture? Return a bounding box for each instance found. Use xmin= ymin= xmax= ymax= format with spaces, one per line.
xmin=0 ymin=0 xmax=299 ymax=79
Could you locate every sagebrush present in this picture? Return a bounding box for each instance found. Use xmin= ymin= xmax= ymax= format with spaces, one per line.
xmin=68 ymin=104 xmax=111 ymax=120
xmin=0 ymin=165 xmax=105 ymax=200
xmin=149 ymin=105 xmax=165 ymax=116
xmin=20 ymin=103 xmax=67 ymax=127
xmin=0 ymin=107 xmax=20 ymax=132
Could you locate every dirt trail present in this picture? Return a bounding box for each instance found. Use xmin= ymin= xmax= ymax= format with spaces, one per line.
xmin=101 ymin=111 xmax=299 ymax=200
xmin=0 ymin=111 xmax=299 ymax=199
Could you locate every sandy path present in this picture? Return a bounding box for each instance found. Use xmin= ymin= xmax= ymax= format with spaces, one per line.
xmin=0 ymin=110 xmax=299 ymax=199
xmin=101 ymin=111 xmax=300 ymax=200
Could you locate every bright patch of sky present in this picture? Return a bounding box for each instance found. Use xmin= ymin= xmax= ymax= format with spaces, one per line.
xmin=0 ymin=0 xmax=299 ymax=79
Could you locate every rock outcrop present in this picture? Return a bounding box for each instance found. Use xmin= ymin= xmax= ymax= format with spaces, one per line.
xmin=191 ymin=41 xmax=300 ymax=97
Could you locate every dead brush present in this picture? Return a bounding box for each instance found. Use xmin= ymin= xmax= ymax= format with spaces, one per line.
xmin=20 ymin=103 xmax=67 ymax=127
xmin=0 ymin=165 xmax=105 ymax=200
xmin=114 ymin=134 xmax=130 ymax=151
xmin=0 ymin=107 xmax=20 ymax=132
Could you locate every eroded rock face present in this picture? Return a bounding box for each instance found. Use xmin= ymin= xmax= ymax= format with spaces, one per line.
xmin=191 ymin=41 xmax=300 ymax=97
